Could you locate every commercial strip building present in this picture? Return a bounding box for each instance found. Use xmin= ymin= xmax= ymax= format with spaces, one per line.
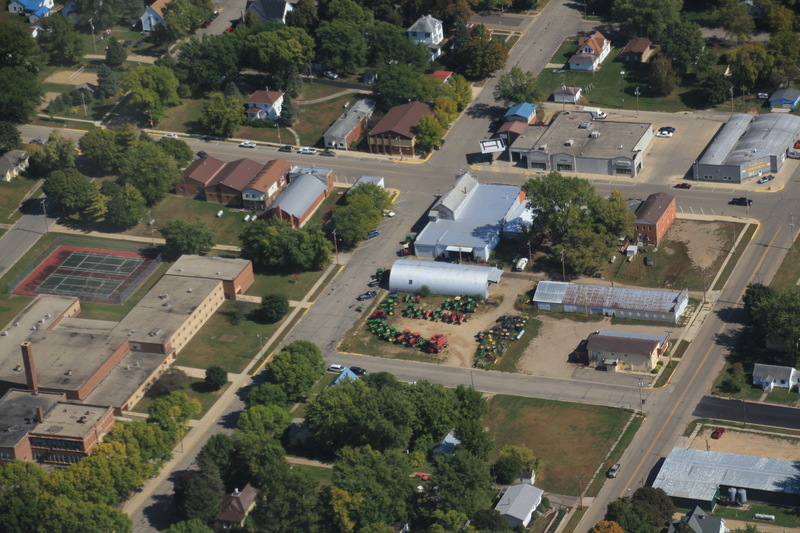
xmin=692 ymin=113 xmax=800 ymax=183
xmin=388 ymin=260 xmax=503 ymax=298
xmin=509 ymin=111 xmax=654 ymax=177
xmin=532 ymin=281 xmax=689 ymax=324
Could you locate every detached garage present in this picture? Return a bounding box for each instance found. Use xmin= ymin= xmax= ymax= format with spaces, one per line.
xmin=388 ymin=260 xmax=503 ymax=298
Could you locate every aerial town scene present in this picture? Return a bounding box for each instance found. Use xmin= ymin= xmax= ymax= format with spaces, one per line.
xmin=1 ymin=0 xmax=800 ymax=531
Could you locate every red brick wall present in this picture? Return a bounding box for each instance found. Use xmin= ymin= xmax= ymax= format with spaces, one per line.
xmin=76 ymin=340 xmax=130 ymax=400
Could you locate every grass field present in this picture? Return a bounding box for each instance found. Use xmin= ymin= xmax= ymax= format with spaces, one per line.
xmin=305 ymin=188 xmax=347 ymax=229
xmin=289 ymin=463 xmax=333 ymax=486
xmin=769 ymin=229 xmax=800 ymax=290
xmin=298 ymin=82 xmax=352 ymax=102
xmin=156 ymin=98 xmax=205 ymax=134
xmin=132 ymin=377 xmax=232 ymax=418
xmin=713 ymin=223 xmax=757 ymax=291
xmin=247 ymin=269 xmax=326 ymax=302
xmin=27 ymin=116 xmax=98 ymax=130
xmin=714 ymin=503 xmax=800 ymax=528
xmin=175 ymin=301 xmax=282 ymax=373
xmin=293 ymin=94 xmax=360 ymax=147
xmin=0 ymin=177 xmax=40 ymax=220
xmin=485 ymin=395 xmax=633 ymax=495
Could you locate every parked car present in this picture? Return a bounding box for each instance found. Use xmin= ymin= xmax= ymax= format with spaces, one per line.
xmin=757 ymin=175 xmax=774 ymax=184
xmin=711 ymin=427 xmax=725 ymax=439
xmin=383 ymin=210 xmax=396 ymax=217
xmin=196 ymin=150 xmax=209 ymax=158
xmin=659 ymin=126 xmax=676 ymax=133
xmin=201 ymin=18 xmax=213 ymax=27
xmin=162 ymin=133 xmax=178 ymax=139
xmin=298 ymin=147 xmax=317 ymax=155
xmin=607 ymin=464 xmax=621 ymax=478
xmin=30 ymin=138 xmax=45 ymax=145
xmin=656 ymin=130 xmax=673 ymax=138
xmin=211 ymin=9 xmax=220 ymax=18
xmin=122 ymin=40 xmax=133 ymax=47
xmin=356 ymin=291 xmax=378 ymax=301
xmin=327 ymin=364 xmax=345 ymax=373
xmin=644 ymin=256 xmax=654 ymax=266
xmin=366 ymin=229 xmax=380 ymax=239
xmin=788 ymin=150 xmax=800 ymax=159
xmin=350 ymin=366 xmax=367 ymax=376
xmin=514 ymin=257 xmax=528 ymax=271
xmin=322 ymin=70 xmax=339 ymax=79
xmin=674 ymin=183 xmax=692 ymax=189
xmin=278 ymin=145 xmax=293 ymax=152
xmin=794 ymin=139 xmax=800 ymax=149
xmin=729 ymin=197 xmax=752 ymax=206
xmin=320 ymin=149 xmax=336 ymax=157
xmin=239 ymin=141 xmax=257 ymax=148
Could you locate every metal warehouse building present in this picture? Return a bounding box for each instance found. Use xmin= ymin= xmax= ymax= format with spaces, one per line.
xmin=388 ymin=260 xmax=503 ymax=298
xmin=532 ymin=281 xmax=689 ymax=323
xmin=692 ymin=113 xmax=800 ymax=183
xmin=653 ymin=448 xmax=800 ymax=510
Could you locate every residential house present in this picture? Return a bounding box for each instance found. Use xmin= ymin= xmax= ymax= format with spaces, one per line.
xmin=140 ymin=0 xmax=172 ymax=32
xmin=8 ymin=0 xmax=53 ymax=22
xmin=618 ymin=38 xmax=653 ymax=64
xmin=363 ymin=69 xmax=378 ymax=84
xmin=432 ymin=429 xmax=461 ymax=456
xmin=407 ymin=15 xmax=444 ymax=60
xmin=634 ymin=192 xmax=676 ymax=246
xmin=553 ymin=86 xmax=582 ymax=103
xmin=323 ymin=98 xmax=376 ymax=150
xmin=176 ymin=156 xmax=226 ymax=198
xmin=245 ymin=0 xmax=292 ymax=24
xmin=331 ymin=368 xmax=359 ymax=386
xmin=241 ymin=158 xmax=292 ymax=211
xmin=668 ymin=506 xmax=728 ymax=533
xmin=246 ymin=90 xmax=284 ymax=121
xmin=495 ymin=484 xmax=544 ymax=529
xmin=204 ymin=158 xmax=264 ymax=206
xmin=264 ymin=166 xmax=333 ymax=228
xmin=367 ymin=101 xmax=432 ymax=156
xmin=586 ymin=329 xmax=670 ymax=372
xmin=752 ymin=363 xmax=799 ymax=391
xmin=216 ymin=484 xmax=258 ymax=528
xmin=0 ymin=150 xmax=29 ymax=182
xmin=568 ymin=31 xmax=611 ymax=71
xmin=503 ymin=103 xmax=537 ymax=123
xmin=769 ymin=87 xmax=800 ymax=109
xmin=425 ymin=70 xmax=453 ymax=83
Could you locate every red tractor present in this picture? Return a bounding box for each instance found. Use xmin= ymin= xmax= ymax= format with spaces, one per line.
xmin=426 ymin=334 xmax=449 ymax=354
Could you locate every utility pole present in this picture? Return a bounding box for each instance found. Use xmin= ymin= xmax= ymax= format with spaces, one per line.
xmin=620 ymin=71 xmax=625 ymax=107
xmin=634 ymin=86 xmax=640 ymax=118
xmin=637 ymin=380 xmax=645 ymax=416
xmin=332 ymin=228 xmax=339 ymax=265
xmin=41 ymin=198 xmax=48 ymax=235
xmin=561 ymin=249 xmax=566 ymax=281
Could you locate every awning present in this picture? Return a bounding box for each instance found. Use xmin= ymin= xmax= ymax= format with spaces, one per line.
xmin=445 ymin=246 xmax=472 ymax=253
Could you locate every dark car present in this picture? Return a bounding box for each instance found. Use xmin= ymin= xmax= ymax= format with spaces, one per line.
xmin=729 ymin=197 xmax=753 ymax=206
xmin=366 ymin=229 xmax=380 ymax=239
xmin=278 ymin=145 xmax=293 ymax=152
xmin=30 ymin=138 xmax=46 ymax=145
xmin=350 ymin=366 xmax=367 ymax=376
xmin=122 ymin=40 xmax=133 ymax=47
xmin=659 ymin=126 xmax=676 ymax=133
xmin=320 ymin=149 xmax=336 ymax=157
xmin=711 ymin=427 xmax=725 ymax=439
xmin=201 ymin=18 xmax=213 ymax=27
xmin=757 ymin=175 xmax=774 ymax=184
xmin=674 ymin=183 xmax=692 ymax=189
xmin=644 ymin=256 xmax=654 ymax=266
xmin=356 ymin=291 xmax=378 ymax=301
xmin=607 ymin=464 xmax=621 ymax=478
xmin=196 ymin=150 xmax=209 ymax=158
xmin=134 ymin=40 xmax=146 ymax=49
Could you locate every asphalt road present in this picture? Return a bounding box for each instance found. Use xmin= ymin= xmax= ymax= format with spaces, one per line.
xmin=693 ymin=396 xmax=800 ymax=430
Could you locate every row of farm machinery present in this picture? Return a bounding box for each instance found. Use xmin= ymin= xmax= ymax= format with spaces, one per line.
xmin=473 ymin=315 xmax=528 ymax=368
xmin=400 ymin=294 xmax=480 ymax=324
xmin=367 ymin=317 xmax=449 ymax=353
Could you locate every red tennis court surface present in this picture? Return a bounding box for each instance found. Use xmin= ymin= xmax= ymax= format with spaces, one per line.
xmin=13 ymin=246 xmax=160 ymax=304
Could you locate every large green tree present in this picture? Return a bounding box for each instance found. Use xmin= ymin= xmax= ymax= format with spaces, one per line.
xmin=248 ymin=469 xmax=319 ymax=532
xmin=315 ymin=20 xmax=367 ymax=75
xmin=493 ymin=66 xmax=538 ymax=106
xmin=43 ymin=168 xmax=92 ymax=215
xmin=432 ymin=449 xmax=493 ymax=517
xmin=612 ymin=0 xmax=682 ymax=42
xmin=749 ymin=287 xmax=800 ymax=365
xmin=0 ymin=22 xmax=45 ymax=72
xmin=373 ymin=63 xmax=424 ymax=108
xmin=104 ymin=182 xmax=148 ymax=229
xmin=648 ymin=55 xmax=678 ymax=96
xmin=200 ymin=92 xmax=243 ymax=137
xmin=366 ymin=21 xmax=430 ymax=70
xmin=334 ymin=193 xmax=385 ymax=246
xmin=522 ymin=171 xmax=596 ymax=241
xmin=461 ymin=24 xmax=508 ymax=80
xmin=415 ymin=114 xmax=444 ymax=151
xmin=164 ymin=520 xmax=214 ymax=533
xmin=258 ymin=293 xmax=290 ymax=323
xmin=239 ymin=219 xmax=333 ymax=273
xmin=38 ymin=16 xmax=84 ymax=65
xmin=160 ymin=219 xmax=216 ymax=256
xmin=121 ymin=65 xmax=181 ymax=120
xmin=719 ymin=0 xmax=755 ymax=44
xmin=118 ymin=142 xmax=181 ymax=205
xmin=236 ymin=404 xmax=291 ymax=435
xmin=174 ymin=35 xmax=240 ymax=95
xmin=0 ymin=67 xmax=43 ymax=124
xmin=97 ymin=63 xmax=119 ymax=99
xmin=263 ymin=340 xmax=325 ymax=401
xmin=156 ymin=137 xmax=194 ymax=167
xmin=244 ymin=24 xmax=315 ymax=87
xmin=0 ymin=122 xmax=21 ymax=153
xmin=493 ymin=444 xmax=540 ymax=484
xmin=105 ymin=36 xmax=128 ymax=67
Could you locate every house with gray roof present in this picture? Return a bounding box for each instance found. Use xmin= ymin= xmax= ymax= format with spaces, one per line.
xmin=586 ymin=329 xmax=670 ymax=371
xmin=495 ymin=483 xmax=544 ymax=529
xmin=752 ymin=363 xmax=798 ymax=391
xmin=0 ymin=150 xmax=28 ymax=182
xmin=407 ymin=15 xmax=443 ymax=60
xmin=769 ymin=87 xmax=800 ymax=109
xmin=323 ymin=98 xmax=375 ymax=151
xmin=246 ymin=0 xmax=292 ymax=23
xmin=668 ymin=506 xmax=727 ymax=533
xmin=264 ymin=166 xmax=333 ymax=228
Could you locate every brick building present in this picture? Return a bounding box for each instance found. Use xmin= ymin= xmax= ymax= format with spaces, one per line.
xmin=367 ymin=101 xmax=432 ymax=156
xmin=634 ymin=192 xmax=676 ymax=246
xmin=264 ymin=166 xmax=334 ymax=228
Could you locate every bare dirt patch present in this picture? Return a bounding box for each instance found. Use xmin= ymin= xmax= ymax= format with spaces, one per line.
xmin=44 ymin=70 xmax=98 ymax=86
xmin=667 ymin=219 xmax=724 ymax=270
xmin=690 ymin=427 xmax=800 ymax=461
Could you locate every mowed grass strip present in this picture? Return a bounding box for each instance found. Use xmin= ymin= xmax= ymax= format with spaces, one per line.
xmin=294 ymin=94 xmax=360 ymax=147
xmin=247 ymin=269 xmax=326 ymax=302
xmin=486 ymin=395 xmax=631 ymax=495
xmin=0 ymin=177 xmax=40 ymax=219
xmin=769 ymin=227 xmax=800 ymax=290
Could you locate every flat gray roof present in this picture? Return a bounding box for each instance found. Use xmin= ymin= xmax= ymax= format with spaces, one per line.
xmin=324 ymin=98 xmax=375 ymax=140
xmin=0 ymin=389 xmax=62 ymax=448
xmin=166 ymin=255 xmax=251 ymax=282
xmin=515 ymin=111 xmax=652 ymax=158
xmin=533 ymin=281 xmax=685 ymax=313
xmin=653 ymin=447 xmax=800 ymax=501
xmin=55 ymin=317 xmax=118 ymax=335
xmin=32 ymin=402 xmax=110 ymax=439
xmin=697 ymin=113 xmax=800 ymax=167
xmin=85 ymin=350 xmax=166 ymax=408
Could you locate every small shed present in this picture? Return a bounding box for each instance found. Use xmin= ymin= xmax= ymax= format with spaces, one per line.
xmin=389 ymin=260 xmax=503 ymax=298
xmin=769 ymin=87 xmax=800 ymax=109
xmin=331 ymin=367 xmax=359 ymax=386
xmin=495 ymin=484 xmax=544 ymax=529
xmin=553 ymin=86 xmax=582 ymax=103
xmin=504 ymin=103 xmax=537 ymax=123
xmin=432 ymin=429 xmax=461 ymax=455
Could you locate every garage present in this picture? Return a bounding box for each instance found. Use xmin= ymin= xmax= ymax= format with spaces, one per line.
xmin=388 ymin=260 xmax=503 ymax=298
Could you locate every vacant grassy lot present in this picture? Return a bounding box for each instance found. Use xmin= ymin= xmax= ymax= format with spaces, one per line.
xmin=289 ymin=463 xmax=333 ymax=486
xmin=157 ymin=98 xmax=205 ymax=133
xmin=486 ymin=395 xmax=633 ymax=495
xmin=298 ymin=82 xmax=352 ymax=102
xmin=122 ymin=195 xmax=250 ymax=246
xmin=247 ymin=269 xmax=326 ymax=302
xmin=714 ymin=503 xmax=800 ymax=528
xmin=294 ymin=94 xmax=360 ymax=147
xmin=0 ymin=177 xmax=40 ymax=220
xmin=176 ymin=301 xmax=282 ymax=373
xmin=769 ymin=231 xmax=800 ymax=290
xmin=132 ymin=378 xmax=232 ymax=418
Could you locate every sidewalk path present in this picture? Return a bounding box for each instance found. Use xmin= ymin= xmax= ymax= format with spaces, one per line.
xmin=295 ymin=88 xmax=371 ymax=105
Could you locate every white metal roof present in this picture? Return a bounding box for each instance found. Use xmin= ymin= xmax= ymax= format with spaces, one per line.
xmin=388 ymin=260 xmax=503 ymax=297
xmin=495 ymin=484 xmax=544 ymax=521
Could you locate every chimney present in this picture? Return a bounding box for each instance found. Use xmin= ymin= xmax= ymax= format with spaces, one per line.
xmin=35 ymin=405 xmax=44 ymax=423
xmin=21 ymin=342 xmax=38 ymax=391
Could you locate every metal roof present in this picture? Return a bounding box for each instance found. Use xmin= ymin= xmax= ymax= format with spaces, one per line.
xmin=495 ymin=484 xmax=544 ymax=521
xmin=435 ymin=172 xmax=479 ymax=217
xmin=533 ymin=281 xmax=685 ymax=313
xmin=770 ymin=87 xmax=800 ymax=102
xmin=752 ymin=363 xmax=795 ymax=382
xmin=268 ymin=174 xmax=327 ymax=218
xmin=389 ymin=260 xmax=503 ymax=297
xmin=653 ymin=447 xmax=800 ymax=501
xmin=324 ymin=98 xmax=375 ymax=141
xmin=408 ymin=14 xmax=441 ymax=34
xmin=698 ymin=113 xmax=800 ymax=167
xmin=599 ymin=329 xmax=669 ymax=345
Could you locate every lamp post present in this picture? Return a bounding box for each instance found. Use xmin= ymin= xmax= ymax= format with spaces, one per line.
xmin=746 ymin=190 xmax=751 ymax=218
xmin=634 ymin=86 xmax=640 ymax=118
xmin=730 ymin=86 xmax=734 ymax=113
xmin=146 ymin=109 xmax=153 ymax=130
xmin=256 ymin=334 xmax=267 ymax=350
xmin=700 ymin=268 xmax=707 ymax=305
xmin=41 ymin=198 xmax=48 ymax=235
xmin=89 ymin=18 xmax=97 ymax=54
xmin=620 ymin=71 xmax=625 ymax=106
xmin=331 ymin=228 xmax=339 ymax=265
xmin=637 ymin=380 xmax=644 ymax=416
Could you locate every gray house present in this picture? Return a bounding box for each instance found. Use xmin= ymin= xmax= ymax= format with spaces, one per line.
xmin=752 ymin=363 xmax=798 ymax=391
xmin=323 ymin=98 xmax=375 ymax=150
xmin=668 ymin=506 xmax=727 ymax=533
xmin=494 ymin=484 xmax=544 ymax=529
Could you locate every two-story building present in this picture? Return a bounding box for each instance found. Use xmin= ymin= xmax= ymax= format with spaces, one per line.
xmin=140 ymin=0 xmax=172 ymax=32
xmin=633 ymin=192 xmax=676 ymax=246
xmin=241 ymin=158 xmax=292 ymax=210
xmin=246 ymin=90 xmax=284 ymax=121
xmin=8 ymin=0 xmax=53 ymax=22
xmin=367 ymin=101 xmax=432 ymax=156
xmin=568 ymin=31 xmax=611 ymax=71
xmin=407 ymin=15 xmax=444 ymax=60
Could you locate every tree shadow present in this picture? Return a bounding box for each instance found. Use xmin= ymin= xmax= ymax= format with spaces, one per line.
xmin=140 ymin=492 xmax=177 ymax=531
xmin=465 ymin=102 xmax=505 ymax=120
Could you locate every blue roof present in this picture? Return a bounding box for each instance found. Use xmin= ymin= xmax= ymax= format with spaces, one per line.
xmin=505 ymin=103 xmax=537 ymax=119
xmin=331 ymin=368 xmax=359 ymax=385
xmin=32 ymin=5 xmax=49 ymax=16
xmin=433 ymin=429 xmax=461 ymax=455
xmin=17 ymin=0 xmax=44 ymax=10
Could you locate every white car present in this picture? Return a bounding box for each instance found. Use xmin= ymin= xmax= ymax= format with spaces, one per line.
xmin=323 ymin=71 xmax=339 ymax=79
xmin=656 ymin=130 xmax=673 ymax=138
xmin=239 ymin=141 xmax=257 ymax=148
xmin=298 ymin=147 xmax=317 ymax=155
xmin=788 ymin=150 xmax=800 ymax=159
xmin=383 ymin=210 xmax=396 ymax=217
xmin=162 ymin=133 xmax=179 ymax=139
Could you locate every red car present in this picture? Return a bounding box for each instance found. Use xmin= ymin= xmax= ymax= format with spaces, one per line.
xmin=711 ymin=427 xmax=725 ymax=439
xmin=674 ymin=183 xmax=693 ymax=189
xmin=794 ymin=140 xmax=800 ymax=149
xmin=201 ymin=18 xmax=212 ymax=27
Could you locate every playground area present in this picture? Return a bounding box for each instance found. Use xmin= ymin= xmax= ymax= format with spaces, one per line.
xmin=13 ymin=246 xmax=160 ymax=304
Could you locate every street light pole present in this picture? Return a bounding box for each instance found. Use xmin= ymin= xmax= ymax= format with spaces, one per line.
xmin=620 ymin=71 xmax=625 ymax=107
xmin=331 ymin=228 xmax=339 ymax=265
xmin=637 ymin=380 xmax=644 ymax=416
xmin=41 ymin=198 xmax=48 ymax=235
xmin=634 ymin=86 xmax=640 ymax=118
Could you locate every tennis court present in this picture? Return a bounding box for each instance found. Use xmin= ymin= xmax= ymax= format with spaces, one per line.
xmin=13 ymin=246 xmax=161 ymax=304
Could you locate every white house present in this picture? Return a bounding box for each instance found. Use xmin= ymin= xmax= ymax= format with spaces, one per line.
xmin=141 ymin=0 xmax=172 ymax=32
xmin=752 ymin=363 xmax=799 ymax=391
xmin=407 ymin=15 xmax=443 ymax=60
xmin=495 ymin=484 xmax=544 ymax=529
xmin=246 ymin=90 xmax=284 ymax=121
xmin=245 ymin=0 xmax=293 ymax=24
xmin=0 ymin=151 xmax=29 ymax=182
xmin=8 ymin=0 xmax=53 ymax=23
xmin=568 ymin=31 xmax=611 ymax=71
xmin=554 ymin=86 xmax=582 ymax=103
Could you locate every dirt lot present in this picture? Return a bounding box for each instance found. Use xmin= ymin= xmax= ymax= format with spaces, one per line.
xmin=44 ymin=70 xmax=98 ymax=86
xmin=517 ymin=316 xmax=683 ymax=378
xmin=665 ymin=219 xmax=724 ymax=270
xmin=690 ymin=426 xmax=800 ymax=461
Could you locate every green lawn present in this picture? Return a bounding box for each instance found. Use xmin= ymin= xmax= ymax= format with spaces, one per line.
xmin=27 ymin=116 xmax=98 ymax=131
xmin=247 ymin=269 xmax=326 ymax=302
xmin=305 ymin=188 xmax=347 ymax=229
xmin=132 ymin=378 xmax=232 ymax=418
xmin=121 ymin=195 xmax=250 ymax=246
xmin=298 ymin=82 xmax=352 ymax=102
xmin=78 ymin=27 xmax=145 ymax=55
xmin=713 ymin=223 xmax=757 ymax=291
xmin=486 ymin=395 xmax=634 ymax=495
xmin=157 ymin=98 xmax=205 ymax=134
xmin=492 ymin=316 xmax=542 ymax=372
xmin=293 ymin=94 xmax=360 ymax=147
xmin=714 ymin=503 xmax=800 ymax=528
xmin=0 ymin=177 xmax=40 ymax=220
xmin=175 ymin=301 xmax=282 ymax=373
xmin=289 ymin=463 xmax=333 ymax=485
xmin=769 ymin=229 xmax=800 ymax=290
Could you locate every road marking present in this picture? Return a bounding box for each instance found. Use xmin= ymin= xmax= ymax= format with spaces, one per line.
xmin=620 ymin=222 xmax=783 ymax=497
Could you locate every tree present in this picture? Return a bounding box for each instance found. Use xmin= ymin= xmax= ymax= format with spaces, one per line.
xmin=173 ymin=471 xmax=222 ymax=523
xmin=659 ymin=19 xmax=706 ymax=74
xmin=324 ymin=486 xmax=364 ymax=533
xmin=0 ymin=67 xmax=43 ymax=124
xmin=461 ymin=25 xmax=508 ymax=80
xmin=38 ymin=16 xmax=83 ymax=65
xmin=631 ymin=487 xmax=674 ymax=527
xmin=197 ymin=433 xmax=235 ymax=480
xmin=719 ymin=0 xmax=755 ymax=44
xmin=451 ymin=17 xmax=470 ymax=55
xmin=230 ymin=432 xmax=290 ymax=487
xmin=247 ymin=382 xmax=288 ymax=408
xmin=493 ymin=66 xmax=538 ymax=106
xmin=149 ymin=391 xmax=202 ymax=436
xmin=278 ymin=95 xmax=297 ymax=126
xmin=765 ymin=3 xmax=795 ymax=34
xmin=522 ymin=171 xmax=596 ymax=241
xmin=237 ymin=404 xmax=291 ymax=435
xmin=258 ymin=293 xmax=290 ymax=324
xmin=118 ymin=142 xmax=181 ymax=205
xmin=590 ymin=520 xmax=625 ymax=533
xmin=612 ymin=0 xmax=682 ymax=42
xmin=434 ymin=96 xmax=458 ymax=128
xmin=160 ymin=219 xmax=216 ymax=256
xmin=106 ymin=420 xmax=174 ymax=467
xmin=264 ymin=341 xmax=325 ymax=401
xmin=200 ymin=92 xmax=243 ymax=137
xmin=728 ymin=43 xmax=773 ymax=92
xmin=316 ymin=20 xmax=367 ymax=75
xmin=82 ymin=183 xmax=110 ymax=223
xmin=407 ymin=381 xmax=457 ymax=450
xmin=248 ymin=469 xmax=319 ymax=532
xmin=455 ymin=417 xmax=493 ymax=460
xmin=334 ymin=191 xmax=386 ymax=246
xmin=43 ymin=168 xmax=92 ymax=215
xmin=416 ymin=114 xmax=444 ymax=151
xmin=449 ymin=74 xmax=472 ymax=111
xmin=121 ymin=66 xmax=181 ymax=120
xmin=174 ymin=35 xmax=241 ymax=95
xmin=429 ymin=509 xmax=475 ymax=533
xmin=702 ymin=71 xmax=732 ymax=106
xmin=165 ymin=520 xmax=214 ymax=533
xmin=204 ymin=366 xmax=227 ymax=391
xmin=748 ymin=288 xmax=800 ymax=365
xmin=71 ymin=0 xmax=121 ymax=31
xmin=605 ymin=497 xmax=652 ymax=533
xmin=244 ymin=25 xmax=315 ymax=87
xmin=471 ymin=509 xmax=509 ymax=531
xmin=366 ymin=21 xmax=430 ymax=70
xmin=156 ymin=137 xmax=194 ymax=167
xmin=0 ymin=22 xmax=45 ymax=72
xmin=743 ymin=283 xmax=775 ymax=325
xmin=120 ymin=0 xmax=145 ymax=26
xmin=0 ymin=122 xmax=21 ymax=153
xmin=373 ymin=63 xmax=423 ymax=108
xmin=105 ymin=182 xmax=147 ymax=228
xmin=649 ymin=55 xmax=678 ymax=96
xmin=105 ymin=36 xmax=128 ymax=67
xmin=96 ymin=63 xmax=119 ymax=99
xmin=239 ymin=219 xmax=333 ymax=273
xmin=493 ymin=444 xmax=540 ymax=484
xmin=148 ymin=366 xmax=191 ymax=397
xmin=286 ymin=0 xmax=318 ymax=31
xmin=432 ymin=450 xmax=493 ymax=517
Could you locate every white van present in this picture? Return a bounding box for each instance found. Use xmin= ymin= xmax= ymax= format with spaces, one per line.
xmin=584 ymin=107 xmax=607 ymax=119
xmin=327 ymin=364 xmax=345 ymax=373
xmin=514 ymin=258 xmax=529 ymax=272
